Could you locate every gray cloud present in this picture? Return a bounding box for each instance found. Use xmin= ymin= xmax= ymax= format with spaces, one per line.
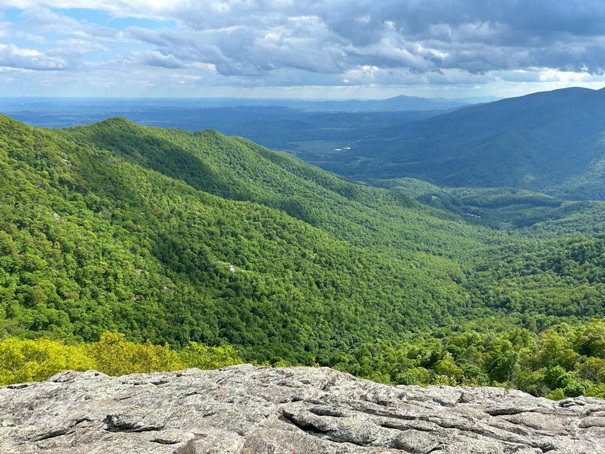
xmin=129 ymin=27 xmax=230 ymax=65
xmin=138 ymin=50 xmax=184 ymax=69
xmin=2 ymin=0 xmax=605 ymax=96
xmin=118 ymin=0 xmax=605 ymax=81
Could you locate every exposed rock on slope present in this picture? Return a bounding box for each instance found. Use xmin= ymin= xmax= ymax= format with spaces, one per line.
xmin=1 ymin=364 xmax=604 ymax=453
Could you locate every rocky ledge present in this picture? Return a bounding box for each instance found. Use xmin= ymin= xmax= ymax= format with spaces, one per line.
xmin=1 ymin=365 xmax=605 ymax=453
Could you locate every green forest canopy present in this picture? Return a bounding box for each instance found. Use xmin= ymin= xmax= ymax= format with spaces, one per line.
xmin=2 ymin=114 xmax=605 ymax=398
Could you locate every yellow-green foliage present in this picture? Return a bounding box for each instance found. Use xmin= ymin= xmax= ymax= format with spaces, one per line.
xmin=180 ymin=342 xmax=244 ymax=369
xmin=0 ymin=337 xmax=93 ymax=385
xmin=0 ymin=331 xmax=244 ymax=386
xmin=87 ymin=331 xmax=183 ymax=376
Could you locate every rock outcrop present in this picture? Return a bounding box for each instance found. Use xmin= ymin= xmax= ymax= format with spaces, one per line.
xmin=1 ymin=364 xmax=604 ymax=453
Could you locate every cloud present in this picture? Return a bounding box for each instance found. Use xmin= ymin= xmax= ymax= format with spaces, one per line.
xmin=2 ymin=0 xmax=605 ymax=96
xmin=20 ymin=7 xmax=93 ymax=36
xmin=0 ymin=43 xmax=69 ymax=70
xmin=0 ymin=6 xmax=125 ymax=72
xmin=137 ymin=50 xmax=183 ymax=69
xmin=122 ymin=0 xmax=605 ymax=79
xmin=128 ymin=27 xmax=230 ymax=65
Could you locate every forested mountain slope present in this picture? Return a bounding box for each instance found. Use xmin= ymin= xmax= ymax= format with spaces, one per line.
xmin=4 ymin=115 xmax=605 ymax=398
xmin=60 ymin=117 xmax=482 ymax=256
xmin=315 ymin=87 xmax=605 ymax=200
xmin=0 ymin=115 xmax=480 ymax=364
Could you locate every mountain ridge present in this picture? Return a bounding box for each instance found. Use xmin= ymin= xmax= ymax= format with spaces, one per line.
xmin=0 ymin=114 xmax=478 ymax=363
xmin=311 ymin=87 xmax=605 ymax=200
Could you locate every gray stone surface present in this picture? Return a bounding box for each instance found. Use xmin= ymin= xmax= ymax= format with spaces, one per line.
xmin=1 ymin=364 xmax=605 ymax=453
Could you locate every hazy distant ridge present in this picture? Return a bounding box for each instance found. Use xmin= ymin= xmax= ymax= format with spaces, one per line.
xmin=316 ymin=87 xmax=605 ymax=200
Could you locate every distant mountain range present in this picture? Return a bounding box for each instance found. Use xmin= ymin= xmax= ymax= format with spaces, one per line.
xmin=3 ymin=88 xmax=605 ymax=202
xmin=309 ymin=87 xmax=605 ymax=200
xmin=269 ymin=94 xmax=490 ymax=111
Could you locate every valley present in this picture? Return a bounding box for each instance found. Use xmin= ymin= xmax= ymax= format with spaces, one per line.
xmin=2 ymin=88 xmax=605 ymax=400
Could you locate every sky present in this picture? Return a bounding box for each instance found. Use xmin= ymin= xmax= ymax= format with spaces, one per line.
xmin=1 ymin=0 xmax=605 ymax=99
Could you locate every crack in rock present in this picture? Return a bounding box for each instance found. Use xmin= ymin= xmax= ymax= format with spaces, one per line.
xmin=32 ymin=428 xmax=71 ymax=442
xmin=103 ymin=414 xmax=165 ymax=433
xmin=484 ymin=407 xmax=538 ymax=416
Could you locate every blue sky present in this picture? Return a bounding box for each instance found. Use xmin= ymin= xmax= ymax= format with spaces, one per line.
xmin=1 ymin=0 xmax=605 ymax=99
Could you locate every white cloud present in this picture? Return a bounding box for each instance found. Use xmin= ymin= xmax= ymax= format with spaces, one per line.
xmin=538 ymin=68 xmax=591 ymax=83
xmin=0 ymin=43 xmax=69 ymax=70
